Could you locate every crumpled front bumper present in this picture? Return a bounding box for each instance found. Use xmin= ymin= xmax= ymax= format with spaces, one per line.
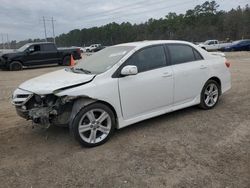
xmin=16 ymin=107 xmax=29 ymax=119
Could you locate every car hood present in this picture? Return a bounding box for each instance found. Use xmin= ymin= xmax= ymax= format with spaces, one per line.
xmin=19 ymin=69 xmax=96 ymax=95
xmin=1 ymin=51 xmax=24 ymax=59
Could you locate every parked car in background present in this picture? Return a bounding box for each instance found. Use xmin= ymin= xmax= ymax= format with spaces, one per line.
xmin=91 ymin=45 xmax=106 ymax=52
xmin=70 ymin=46 xmax=85 ymax=53
xmin=198 ymin=40 xmax=231 ymax=51
xmin=85 ymin=44 xmax=101 ymax=52
xmin=12 ymin=40 xmax=231 ymax=147
xmin=220 ymin=39 xmax=250 ymax=52
xmin=0 ymin=42 xmax=82 ymax=71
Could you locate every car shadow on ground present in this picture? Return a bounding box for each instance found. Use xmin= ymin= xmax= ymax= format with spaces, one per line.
xmin=39 ymin=105 xmax=202 ymax=147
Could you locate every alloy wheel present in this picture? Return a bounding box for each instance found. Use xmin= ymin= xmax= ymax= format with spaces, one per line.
xmin=204 ymin=83 xmax=219 ymax=107
xmin=78 ymin=109 xmax=112 ymax=144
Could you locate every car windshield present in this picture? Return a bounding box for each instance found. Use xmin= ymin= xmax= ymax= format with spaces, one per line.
xmin=73 ymin=46 xmax=135 ymax=74
xmin=17 ymin=44 xmax=31 ymax=52
xmin=204 ymin=40 xmax=213 ymax=45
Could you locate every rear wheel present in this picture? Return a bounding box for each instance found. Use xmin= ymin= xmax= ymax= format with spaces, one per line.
xmin=9 ymin=61 xmax=23 ymax=71
xmin=199 ymin=80 xmax=220 ymax=109
xmin=71 ymin=103 xmax=116 ymax=147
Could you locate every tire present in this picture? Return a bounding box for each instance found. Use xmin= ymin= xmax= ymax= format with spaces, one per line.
xmin=201 ymin=47 xmax=206 ymax=51
xmin=62 ymin=56 xmax=70 ymax=66
xmin=199 ymin=80 xmax=220 ymax=110
xmin=71 ymin=103 xmax=116 ymax=147
xmin=9 ymin=61 xmax=23 ymax=71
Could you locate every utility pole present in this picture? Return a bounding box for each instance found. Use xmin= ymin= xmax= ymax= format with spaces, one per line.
xmin=40 ymin=16 xmax=56 ymax=43
xmin=43 ymin=16 xmax=47 ymax=42
xmin=51 ymin=17 xmax=56 ymax=44
xmin=6 ymin=34 xmax=10 ymax=49
xmin=1 ymin=34 xmax=4 ymax=49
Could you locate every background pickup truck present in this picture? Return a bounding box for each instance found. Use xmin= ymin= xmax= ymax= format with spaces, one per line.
xmin=85 ymin=44 xmax=105 ymax=52
xmin=198 ymin=40 xmax=232 ymax=51
xmin=0 ymin=42 xmax=82 ymax=71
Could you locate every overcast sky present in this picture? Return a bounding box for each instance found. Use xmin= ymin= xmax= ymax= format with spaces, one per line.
xmin=0 ymin=0 xmax=249 ymax=42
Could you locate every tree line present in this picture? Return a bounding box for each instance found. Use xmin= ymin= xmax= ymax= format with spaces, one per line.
xmin=3 ymin=1 xmax=250 ymax=49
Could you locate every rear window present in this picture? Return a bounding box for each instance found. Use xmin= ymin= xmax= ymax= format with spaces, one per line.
xmin=42 ymin=44 xmax=57 ymax=51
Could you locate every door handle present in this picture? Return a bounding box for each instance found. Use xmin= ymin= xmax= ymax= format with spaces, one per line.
xmin=200 ymin=65 xmax=208 ymax=69
xmin=162 ymin=72 xmax=172 ymax=77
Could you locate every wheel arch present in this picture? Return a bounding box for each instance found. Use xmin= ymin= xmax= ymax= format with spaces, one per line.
xmin=69 ymin=97 xmax=118 ymax=130
xmin=11 ymin=59 xmax=23 ymax=64
xmin=9 ymin=60 xmax=23 ymax=71
xmin=207 ymin=76 xmax=222 ymax=95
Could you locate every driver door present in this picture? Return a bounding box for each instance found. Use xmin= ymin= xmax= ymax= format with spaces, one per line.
xmin=118 ymin=45 xmax=174 ymax=120
xmin=23 ymin=44 xmax=44 ymax=66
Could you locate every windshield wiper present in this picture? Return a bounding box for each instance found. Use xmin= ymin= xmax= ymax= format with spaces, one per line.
xmin=72 ymin=67 xmax=92 ymax=74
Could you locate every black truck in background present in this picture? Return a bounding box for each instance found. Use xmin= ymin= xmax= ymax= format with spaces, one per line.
xmin=0 ymin=42 xmax=82 ymax=71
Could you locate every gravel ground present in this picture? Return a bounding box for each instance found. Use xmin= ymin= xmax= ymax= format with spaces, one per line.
xmin=0 ymin=52 xmax=249 ymax=188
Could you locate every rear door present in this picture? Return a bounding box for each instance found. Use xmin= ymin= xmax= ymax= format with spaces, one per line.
xmin=118 ymin=45 xmax=174 ymax=120
xmin=41 ymin=44 xmax=60 ymax=64
xmin=166 ymin=44 xmax=209 ymax=106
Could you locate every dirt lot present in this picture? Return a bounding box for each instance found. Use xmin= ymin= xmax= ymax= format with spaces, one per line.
xmin=0 ymin=52 xmax=250 ymax=188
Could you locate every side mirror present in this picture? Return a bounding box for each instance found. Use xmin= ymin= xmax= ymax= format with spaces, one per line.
xmin=26 ymin=49 xmax=33 ymax=54
xmin=121 ymin=65 xmax=138 ymax=76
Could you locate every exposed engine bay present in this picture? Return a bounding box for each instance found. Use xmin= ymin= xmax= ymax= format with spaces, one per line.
xmin=13 ymin=90 xmax=74 ymax=128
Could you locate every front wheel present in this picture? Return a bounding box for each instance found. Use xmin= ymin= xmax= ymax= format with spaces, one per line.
xmin=71 ymin=103 xmax=116 ymax=147
xmin=199 ymin=80 xmax=220 ymax=109
xmin=9 ymin=61 xmax=23 ymax=71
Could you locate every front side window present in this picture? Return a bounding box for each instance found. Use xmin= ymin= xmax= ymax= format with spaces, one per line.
xmin=28 ymin=45 xmax=41 ymax=52
xmin=125 ymin=45 xmax=167 ymax=73
xmin=168 ymin=44 xmax=199 ymax=65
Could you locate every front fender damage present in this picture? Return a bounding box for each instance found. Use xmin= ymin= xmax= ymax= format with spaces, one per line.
xmin=14 ymin=76 xmax=97 ymax=129
xmin=17 ymin=94 xmax=97 ymax=129
xmin=68 ymin=97 xmax=97 ymax=131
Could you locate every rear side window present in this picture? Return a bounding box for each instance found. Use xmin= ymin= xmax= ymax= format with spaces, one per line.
xmin=125 ymin=45 xmax=167 ymax=72
xmin=42 ymin=44 xmax=57 ymax=51
xmin=167 ymin=44 xmax=203 ymax=65
xmin=193 ymin=49 xmax=203 ymax=60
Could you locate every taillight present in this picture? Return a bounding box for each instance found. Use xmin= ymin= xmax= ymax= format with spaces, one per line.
xmin=225 ymin=60 xmax=230 ymax=68
xmin=77 ymin=48 xmax=81 ymax=55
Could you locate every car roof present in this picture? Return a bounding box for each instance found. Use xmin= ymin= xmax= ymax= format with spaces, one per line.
xmin=25 ymin=42 xmax=54 ymax=46
xmin=115 ymin=40 xmax=193 ymax=48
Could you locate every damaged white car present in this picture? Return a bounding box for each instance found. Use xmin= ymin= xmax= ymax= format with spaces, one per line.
xmin=12 ymin=40 xmax=231 ymax=147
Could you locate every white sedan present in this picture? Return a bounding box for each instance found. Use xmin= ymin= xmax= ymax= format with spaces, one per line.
xmin=12 ymin=40 xmax=231 ymax=147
